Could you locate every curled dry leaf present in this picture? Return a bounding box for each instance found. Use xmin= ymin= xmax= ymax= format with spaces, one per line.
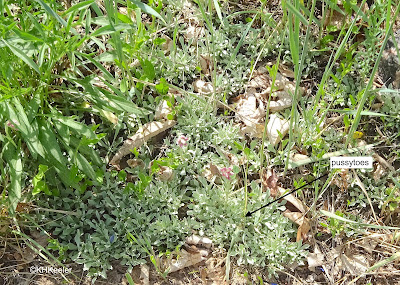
xmin=268 ymin=90 xmax=293 ymax=112
xmin=262 ymin=168 xmax=278 ymax=195
xmin=283 ymin=210 xmax=311 ymax=242
xmin=267 ymin=114 xmax=289 ymax=146
xmin=157 ymin=166 xmax=174 ymax=182
xmin=249 ymin=69 xmax=270 ymax=89
xmin=209 ymin=163 xmax=221 ymax=176
xmin=185 ymin=24 xmax=205 ymax=44
xmin=155 ymin=100 xmax=172 ymax=120
xmin=127 ymin=159 xmax=145 ymax=168
xmin=277 ymin=186 xmax=307 ymax=213
xmin=167 ymin=248 xmax=210 ymax=273
xmin=110 ymin=120 xmax=176 ymax=165
xmin=193 ymin=79 xmax=214 ymax=95
xmin=236 ymin=93 xmax=265 ymax=124
xmin=307 ymin=245 xmax=325 ymax=271
xmin=161 ymin=35 xmax=173 ymax=54
xmin=340 ymin=253 xmax=369 ymax=276
xmin=290 ymin=153 xmax=310 ymax=162
xmin=186 ymin=234 xmax=213 ymax=248
xmin=202 ymin=164 xmax=222 ymax=184
xmin=278 ymin=63 xmax=295 ymax=78
xmin=199 ymin=54 xmax=212 ymax=75
xmin=140 ymin=264 xmax=150 ymax=285
xmin=235 ymin=92 xmax=266 ymax=138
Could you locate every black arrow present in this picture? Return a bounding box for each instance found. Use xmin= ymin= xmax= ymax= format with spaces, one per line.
xmin=246 ymin=173 xmax=329 ymax=217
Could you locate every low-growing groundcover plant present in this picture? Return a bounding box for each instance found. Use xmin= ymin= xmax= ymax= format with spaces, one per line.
xmin=3 ymin=0 xmax=400 ymax=283
xmin=38 ymin=171 xmax=307 ymax=280
xmin=38 ymin=95 xmax=307 ymax=280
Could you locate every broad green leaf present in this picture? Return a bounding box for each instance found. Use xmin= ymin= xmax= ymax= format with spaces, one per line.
xmin=155 ymin=78 xmax=169 ymax=95
xmin=65 ymin=145 xmax=98 ymax=183
xmin=91 ymin=23 xmax=132 ymax=37
xmin=129 ymin=0 xmax=166 ymax=24
xmin=6 ymin=101 xmax=45 ymax=159
xmin=12 ymin=28 xmax=44 ymax=42
xmin=38 ymin=119 xmax=67 ymax=169
xmin=141 ymin=59 xmax=155 ymax=81
xmin=2 ymin=39 xmax=40 ymax=74
xmin=54 ymin=116 xmax=97 ymax=139
xmin=78 ymin=52 xmax=114 ymax=81
xmin=75 ymin=152 xmax=97 ymax=183
xmin=3 ymin=142 xmax=22 ymax=216
xmin=37 ymin=119 xmax=79 ymax=190
xmin=32 ymin=165 xmax=50 ymax=196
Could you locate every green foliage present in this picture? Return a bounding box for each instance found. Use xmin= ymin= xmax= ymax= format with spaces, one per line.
xmin=38 ymin=170 xmax=191 ymax=280
xmin=188 ymin=179 xmax=307 ymax=274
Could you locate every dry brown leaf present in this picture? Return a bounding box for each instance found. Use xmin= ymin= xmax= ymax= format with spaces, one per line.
xmin=290 ymin=153 xmax=310 ymax=162
xmin=157 ymin=166 xmax=174 ymax=182
xmin=249 ymin=70 xmax=270 ymax=89
xmin=283 ymin=211 xmax=305 ymax=226
xmin=199 ymin=54 xmax=212 ymax=75
xmin=268 ymin=90 xmax=292 ymax=112
xmin=140 ymin=264 xmax=150 ymax=285
xmin=155 ymin=100 xmax=172 ymax=120
xmin=262 ymin=168 xmax=278 ymax=195
xmin=185 ymin=24 xmax=205 ymax=44
xmin=373 ymin=162 xmax=386 ymax=182
xmin=19 ymin=231 xmax=49 ymax=264
xmin=110 ymin=120 xmax=176 ymax=165
xmin=127 ymin=159 xmax=145 ymax=169
xmin=340 ymin=253 xmax=369 ymax=275
xmin=307 ymin=245 xmax=325 ymax=271
xmin=240 ymin=123 xmax=265 ymax=138
xmin=279 ymin=63 xmax=295 ymax=78
xmin=202 ymin=164 xmax=222 ymax=184
xmin=236 ymin=93 xmax=265 ymax=124
xmin=193 ymin=79 xmax=214 ymax=94
xmin=209 ymin=163 xmax=221 ymax=176
xmin=167 ymin=248 xmax=209 ymax=273
xmin=235 ymin=92 xmax=266 ymax=138
xmin=186 ymin=234 xmax=213 ymax=248
xmin=283 ymin=211 xmax=311 ymax=241
xmin=267 ymin=114 xmax=289 ymax=146
xmin=358 ymin=236 xmax=379 ymax=254
xmin=278 ymin=186 xmax=307 ymax=213
xmin=161 ymin=35 xmax=173 ymax=54
xmin=297 ymin=217 xmax=311 ymax=242
xmin=373 ymin=153 xmax=395 ymax=171
xmin=273 ymin=72 xmax=290 ymax=89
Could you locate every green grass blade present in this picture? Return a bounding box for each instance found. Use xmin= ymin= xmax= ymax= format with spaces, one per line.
xmin=312 ymin=0 xmax=368 ymax=112
xmin=321 ymin=210 xmax=400 ymax=230
xmin=2 ymin=39 xmax=40 ymax=74
xmin=126 ymin=273 xmax=136 ymax=285
xmin=212 ymin=0 xmax=224 ymax=27
xmin=63 ymin=0 xmax=95 ymax=15
xmin=36 ymin=0 xmax=78 ymax=35
xmin=285 ymin=1 xmax=308 ymax=25
xmin=345 ymin=3 xmax=400 ymax=146
xmin=329 ymin=109 xmax=388 ymax=117
xmin=129 ymin=0 xmax=166 ymax=24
